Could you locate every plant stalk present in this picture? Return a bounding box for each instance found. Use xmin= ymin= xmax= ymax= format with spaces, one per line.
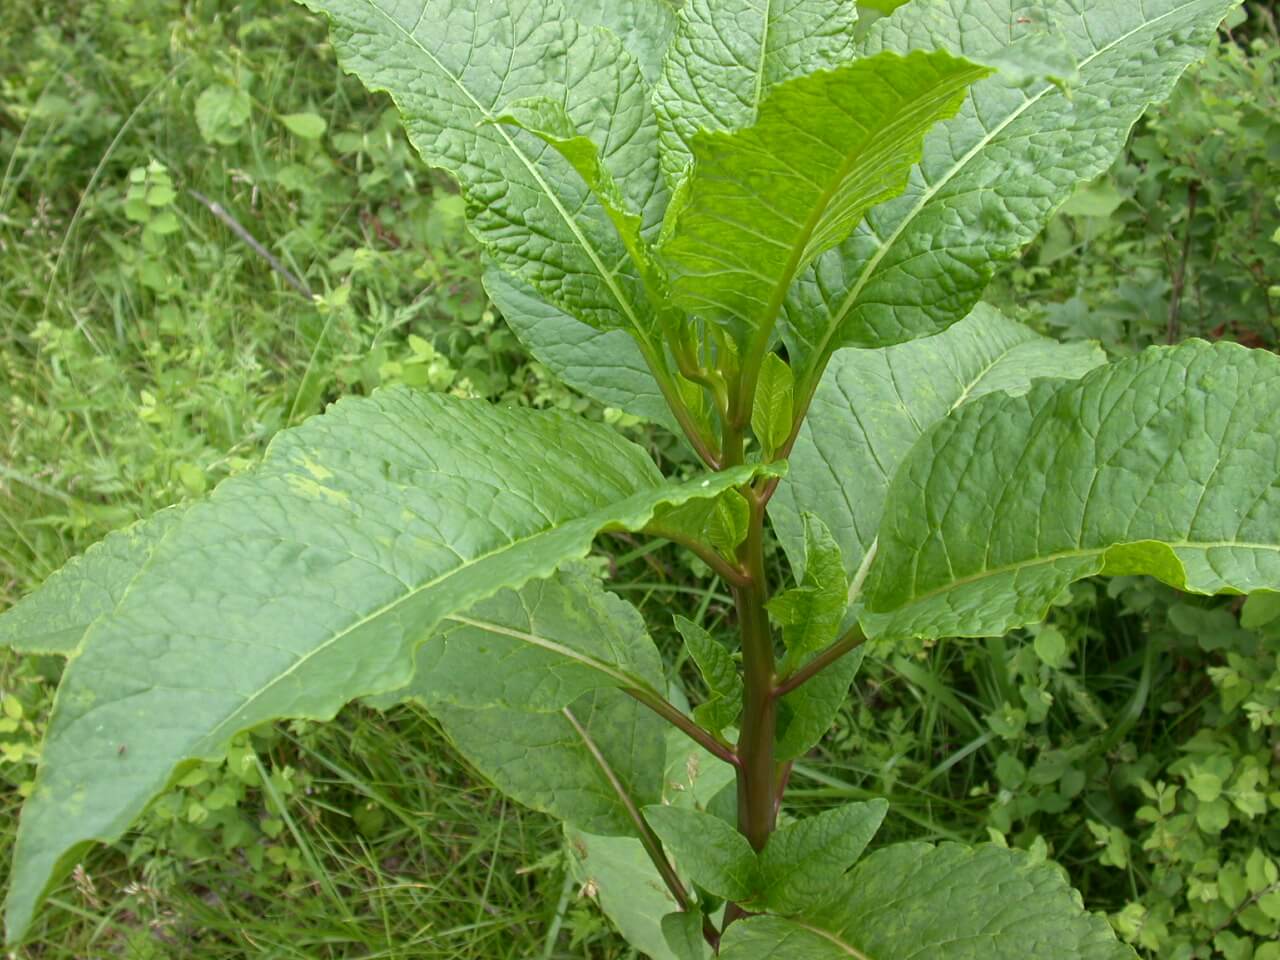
xmin=732 ymin=491 xmax=777 ymax=855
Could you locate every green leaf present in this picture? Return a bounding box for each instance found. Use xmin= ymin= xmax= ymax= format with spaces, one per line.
xmin=644 ymin=805 xmax=759 ymax=901
xmin=300 ymin=0 xmax=665 ymax=338
xmin=1033 ymin=626 xmax=1070 ymax=670
xmin=647 ymin=465 xmax=785 ymax=559
xmin=756 ymin=799 xmax=888 ymax=915
xmin=194 ymin=84 xmax=250 ymax=144
xmin=775 ymin=645 xmax=864 ymax=761
xmin=1241 ymin=591 xmax=1280 ymax=630
xmin=431 ymin=690 xmax=665 ymax=835
xmin=782 ymin=0 xmax=1242 ymax=367
xmin=720 ymin=843 xmax=1135 ymax=959
xmin=569 ymin=0 xmax=678 ymax=83
xmin=660 ymin=50 xmax=988 ymax=332
xmin=771 ymin=305 xmax=1105 ymax=579
xmin=483 ymin=266 xmax=676 ymax=431
xmin=0 ymin=506 xmax=186 ymax=655
xmin=767 ymin=514 xmax=846 ymax=668
xmin=2 ymin=390 xmax=766 ymax=943
xmin=411 ymin=566 xmax=665 ymax=712
xmin=752 ymin=353 xmax=794 ymax=459
xmin=866 ymin=342 xmax=1280 ymax=642
xmin=674 ymin=616 xmax=742 ymax=736
xmin=662 ymin=910 xmax=712 ymax=960
xmin=654 ymin=0 xmax=858 ymax=184
xmin=279 ymin=111 xmax=327 ymax=140
xmin=487 ymin=97 xmax=657 ymax=290
xmin=704 ymin=491 xmax=752 ymax=556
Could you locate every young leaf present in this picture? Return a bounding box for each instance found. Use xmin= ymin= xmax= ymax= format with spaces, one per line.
xmin=430 ymin=690 xmax=665 ymax=836
xmin=767 ymin=514 xmax=846 ymax=669
xmin=782 ymin=0 xmax=1242 ymax=368
xmin=674 ymin=616 xmax=742 ymax=735
xmin=757 ymin=799 xmax=888 ymax=915
xmin=654 ymin=0 xmax=858 ymax=184
xmin=483 ymin=266 xmax=677 ymax=431
xmin=719 ymin=843 xmax=1135 ymax=959
xmin=487 ymin=97 xmax=658 ymax=291
xmin=770 ymin=305 xmax=1105 ymax=579
xmin=751 ymin=353 xmax=794 ymax=459
xmin=866 ymin=341 xmax=1280 ymax=642
xmin=1 ymin=390 xmax=769 ymax=944
xmin=0 ymin=505 xmax=187 ymax=656
xmin=648 ymin=474 xmax=783 ymax=559
xmin=488 ymin=99 xmax=650 ymax=253
xmin=660 ymin=50 xmax=989 ymax=331
xmin=299 ymin=0 xmax=665 ymax=337
xmin=412 ymin=566 xmax=665 ymax=712
xmin=775 ymin=646 xmax=865 ymax=761
xmin=643 ymin=805 xmax=759 ymax=901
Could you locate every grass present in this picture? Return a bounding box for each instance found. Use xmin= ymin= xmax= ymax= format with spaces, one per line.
xmin=0 ymin=1 xmax=633 ymax=955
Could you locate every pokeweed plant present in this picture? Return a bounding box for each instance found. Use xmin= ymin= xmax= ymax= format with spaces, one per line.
xmin=2 ymin=0 xmax=1276 ymax=956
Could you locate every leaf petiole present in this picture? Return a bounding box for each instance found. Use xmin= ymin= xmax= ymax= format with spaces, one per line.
xmin=772 ymin=624 xmax=867 ymax=700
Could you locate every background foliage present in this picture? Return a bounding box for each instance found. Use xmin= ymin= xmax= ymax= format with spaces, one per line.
xmin=0 ymin=1 xmax=1277 ymax=957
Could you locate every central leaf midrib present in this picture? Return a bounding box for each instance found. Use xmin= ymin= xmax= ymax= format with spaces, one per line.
xmin=753 ymin=62 xmax=982 ymax=339
xmin=882 ymin=538 xmax=1279 ymax=614
xmin=811 ymin=0 xmax=1196 ymax=363
xmin=794 ymin=919 xmax=874 ymax=959
xmin=363 ymin=0 xmax=648 ymax=339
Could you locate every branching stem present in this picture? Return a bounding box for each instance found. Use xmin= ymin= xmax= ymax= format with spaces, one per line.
xmin=622 ymin=687 xmax=740 ymax=768
xmin=732 ymin=489 xmax=778 ymax=854
xmin=772 ymin=624 xmax=867 ymax=699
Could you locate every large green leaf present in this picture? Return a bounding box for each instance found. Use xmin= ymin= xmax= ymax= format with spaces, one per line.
xmin=719 ymin=843 xmax=1135 ymax=959
xmin=866 ymin=341 xmax=1280 ymax=642
xmin=569 ymin=0 xmax=678 ymax=83
xmin=484 ymin=266 xmax=677 ymax=431
xmin=299 ymin=0 xmax=665 ymax=338
xmin=375 ymin=568 xmax=668 ymax=834
xmin=660 ymin=50 xmax=988 ymax=330
xmin=411 ymin=565 xmax=665 ymax=712
xmin=653 ymin=0 xmax=858 ymax=184
xmin=569 ymin=831 xmax=685 ymax=959
xmin=0 ymin=506 xmax=185 ymax=656
xmin=431 ymin=690 xmax=666 ymax=835
xmin=2 ymin=390 xmax=764 ymax=944
xmin=782 ymin=0 xmax=1241 ymax=368
xmin=770 ymin=305 xmax=1105 ymax=579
